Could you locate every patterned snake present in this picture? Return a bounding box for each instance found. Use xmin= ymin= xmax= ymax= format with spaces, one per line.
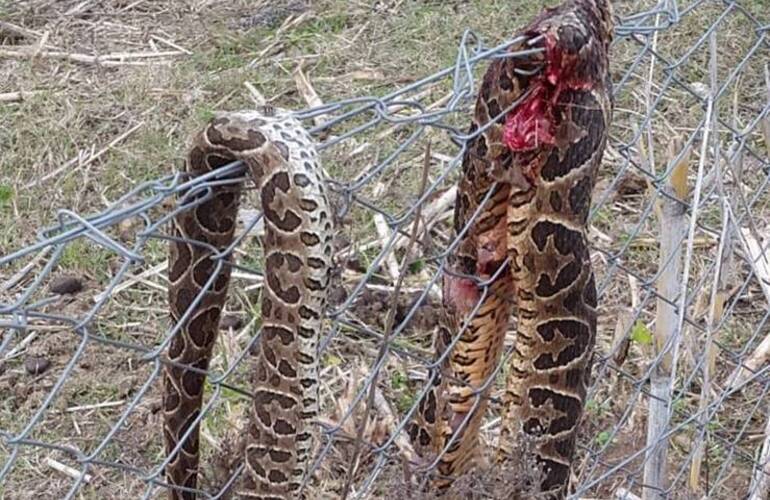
xmin=164 ymin=109 xmax=333 ymax=499
xmin=408 ymin=0 xmax=613 ymax=497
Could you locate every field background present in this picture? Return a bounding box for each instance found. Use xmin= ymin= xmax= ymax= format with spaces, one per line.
xmin=2 ymin=0 xmax=770 ymax=499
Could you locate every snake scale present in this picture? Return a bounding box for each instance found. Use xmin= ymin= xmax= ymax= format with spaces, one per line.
xmin=164 ymin=108 xmax=333 ymax=499
xmin=409 ymin=0 xmax=613 ymax=497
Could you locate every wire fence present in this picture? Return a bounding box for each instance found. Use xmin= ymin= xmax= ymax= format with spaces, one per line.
xmin=1 ymin=0 xmax=770 ymax=498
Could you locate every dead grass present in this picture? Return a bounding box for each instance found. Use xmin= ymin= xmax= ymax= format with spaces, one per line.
xmin=1 ymin=0 xmax=770 ymax=499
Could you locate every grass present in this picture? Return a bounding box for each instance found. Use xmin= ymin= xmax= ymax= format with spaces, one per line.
xmin=1 ymin=0 xmax=770 ymax=499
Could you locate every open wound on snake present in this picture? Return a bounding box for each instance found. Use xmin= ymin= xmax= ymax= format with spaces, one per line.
xmin=442 ymin=220 xmax=508 ymax=435
xmin=444 ymin=223 xmax=508 ymax=316
xmin=503 ymin=32 xmax=590 ymax=181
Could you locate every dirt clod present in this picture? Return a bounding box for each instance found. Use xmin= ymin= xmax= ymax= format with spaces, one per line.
xmin=349 ymin=288 xmax=440 ymax=334
xmin=220 ymin=314 xmax=244 ymax=330
xmin=24 ymin=356 xmax=50 ymax=376
xmin=49 ymin=276 xmax=84 ymax=295
xmin=237 ymin=1 xmax=308 ymax=30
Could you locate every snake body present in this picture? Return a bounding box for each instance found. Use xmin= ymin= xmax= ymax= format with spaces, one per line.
xmin=164 ymin=109 xmax=332 ymax=499
xmin=409 ymin=1 xmax=613 ymax=496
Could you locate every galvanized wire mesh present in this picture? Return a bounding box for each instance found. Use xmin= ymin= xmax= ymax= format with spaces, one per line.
xmin=1 ymin=0 xmax=770 ymax=498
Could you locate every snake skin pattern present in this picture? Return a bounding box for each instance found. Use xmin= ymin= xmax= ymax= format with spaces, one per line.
xmin=164 ymin=109 xmax=333 ymax=499
xmin=408 ymin=1 xmax=613 ymax=497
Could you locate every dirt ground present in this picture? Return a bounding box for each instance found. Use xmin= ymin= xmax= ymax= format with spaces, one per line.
xmin=2 ymin=0 xmax=770 ymax=499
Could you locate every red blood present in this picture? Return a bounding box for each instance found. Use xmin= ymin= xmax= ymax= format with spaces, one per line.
xmin=502 ymin=33 xmax=592 ymax=155
xmin=444 ymin=274 xmax=480 ymax=316
xmin=544 ymin=35 xmax=564 ymax=87
xmin=502 ymin=86 xmax=555 ymax=151
xmin=446 ymin=217 xmax=506 ymax=315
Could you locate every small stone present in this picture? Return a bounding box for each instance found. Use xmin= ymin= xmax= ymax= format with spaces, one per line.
xmin=690 ymin=82 xmax=709 ymax=99
xmin=328 ymin=286 xmax=348 ymax=306
xmin=117 ymin=219 xmax=135 ymax=242
xmin=118 ymin=379 xmax=136 ymax=398
xmin=50 ymin=276 xmax=83 ymax=295
xmin=220 ymin=314 xmax=244 ymax=330
xmin=237 ymin=2 xmax=307 ymax=30
xmin=24 ymin=356 xmax=50 ymax=376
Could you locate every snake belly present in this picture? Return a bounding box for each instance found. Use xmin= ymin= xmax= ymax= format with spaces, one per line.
xmin=164 ymin=109 xmax=333 ymax=499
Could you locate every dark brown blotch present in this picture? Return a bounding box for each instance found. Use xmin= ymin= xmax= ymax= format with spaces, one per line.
xmin=298 ymin=306 xmax=320 ymax=320
xmin=303 ymin=277 xmax=325 ymax=291
xmin=419 ymin=428 xmax=430 ymax=446
xmin=271 ymin=171 xmax=291 ymax=193
xmin=535 ymin=259 xmax=581 ymax=297
xmin=300 ymin=232 xmax=321 ymax=246
xmin=278 ymin=359 xmax=297 ymax=377
xmin=164 ymin=382 xmax=180 ymax=411
xmin=299 ymin=198 xmax=319 ymax=212
xmin=206 ymin=153 xmax=232 ymax=170
xmin=256 ymin=406 xmax=272 ymax=427
xmin=275 ymin=141 xmax=290 ymax=161
xmin=187 ymin=307 xmax=220 ymax=348
xmin=262 ymin=178 xmax=303 ymax=232
xmin=475 ymin=134 xmax=488 ymax=158
xmin=549 ymin=191 xmax=563 ymax=212
xmin=168 ymin=335 xmax=185 ymax=359
xmin=487 ymin=98 xmax=502 ymax=122
xmin=263 ymin=325 xmax=295 ymax=346
xmin=262 ymin=343 xmax=277 ymax=368
xmin=307 ymin=257 xmax=326 ymax=269
xmin=499 ymin=72 xmax=514 ymax=91
xmin=253 ymin=389 xmax=297 ymax=410
xmin=538 ymin=457 xmax=571 ymax=492
xmin=269 ymin=449 xmax=292 ymax=463
xmin=192 ymin=257 xmax=215 ymax=288
xmin=583 ymin=273 xmax=597 ymax=307
xmin=273 ymin=419 xmax=296 ymax=435
xmin=169 ymin=243 xmax=192 ymax=282
xmin=293 ymin=173 xmax=311 ymax=187
xmin=188 ymin=146 xmax=207 ymax=171
xmin=206 ymin=121 xmax=266 ymax=151
xmin=541 ymin=90 xmax=604 ymax=181
xmin=297 ymin=326 xmax=315 ymax=339
xmin=533 ymin=325 xmax=591 ymax=369
xmin=181 ymin=370 xmax=204 ymax=398
xmin=268 ymin=469 xmax=288 ymax=483
xmin=285 ymin=253 xmax=302 ymax=272
xmin=265 ymin=254 xmax=301 ymax=303
xmin=195 ymin=190 xmax=239 ymax=234
xmin=568 ymin=175 xmax=592 ymax=217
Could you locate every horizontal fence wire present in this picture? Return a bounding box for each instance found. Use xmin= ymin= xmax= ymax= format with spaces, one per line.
xmin=2 ymin=0 xmax=770 ymax=498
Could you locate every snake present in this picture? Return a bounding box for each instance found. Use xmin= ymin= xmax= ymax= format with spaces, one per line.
xmin=408 ymin=0 xmax=613 ymax=497
xmin=163 ymin=108 xmax=333 ymax=499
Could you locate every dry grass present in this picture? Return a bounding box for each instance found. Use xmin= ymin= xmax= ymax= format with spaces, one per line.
xmin=1 ymin=0 xmax=770 ymax=499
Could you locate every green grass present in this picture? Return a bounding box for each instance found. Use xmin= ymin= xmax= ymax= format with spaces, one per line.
xmin=58 ymin=240 xmax=113 ymax=281
xmin=0 ymin=184 xmax=12 ymax=206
